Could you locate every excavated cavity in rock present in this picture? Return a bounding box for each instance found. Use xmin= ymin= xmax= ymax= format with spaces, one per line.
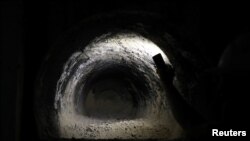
xmin=54 ymin=33 xmax=183 ymax=139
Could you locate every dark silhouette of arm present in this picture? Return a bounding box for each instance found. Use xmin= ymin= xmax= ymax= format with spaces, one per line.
xmin=153 ymin=53 xmax=205 ymax=130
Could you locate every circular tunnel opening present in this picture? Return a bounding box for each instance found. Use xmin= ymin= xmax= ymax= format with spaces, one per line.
xmin=51 ymin=32 xmax=183 ymax=139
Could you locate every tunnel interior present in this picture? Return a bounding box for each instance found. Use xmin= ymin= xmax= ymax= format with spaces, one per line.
xmin=2 ymin=1 xmax=250 ymax=141
xmin=78 ymin=65 xmax=149 ymax=120
xmin=50 ymin=32 xmax=182 ymax=139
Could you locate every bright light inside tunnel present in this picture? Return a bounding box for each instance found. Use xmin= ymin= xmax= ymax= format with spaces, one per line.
xmin=54 ymin=32 xmax=182 ymax=139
